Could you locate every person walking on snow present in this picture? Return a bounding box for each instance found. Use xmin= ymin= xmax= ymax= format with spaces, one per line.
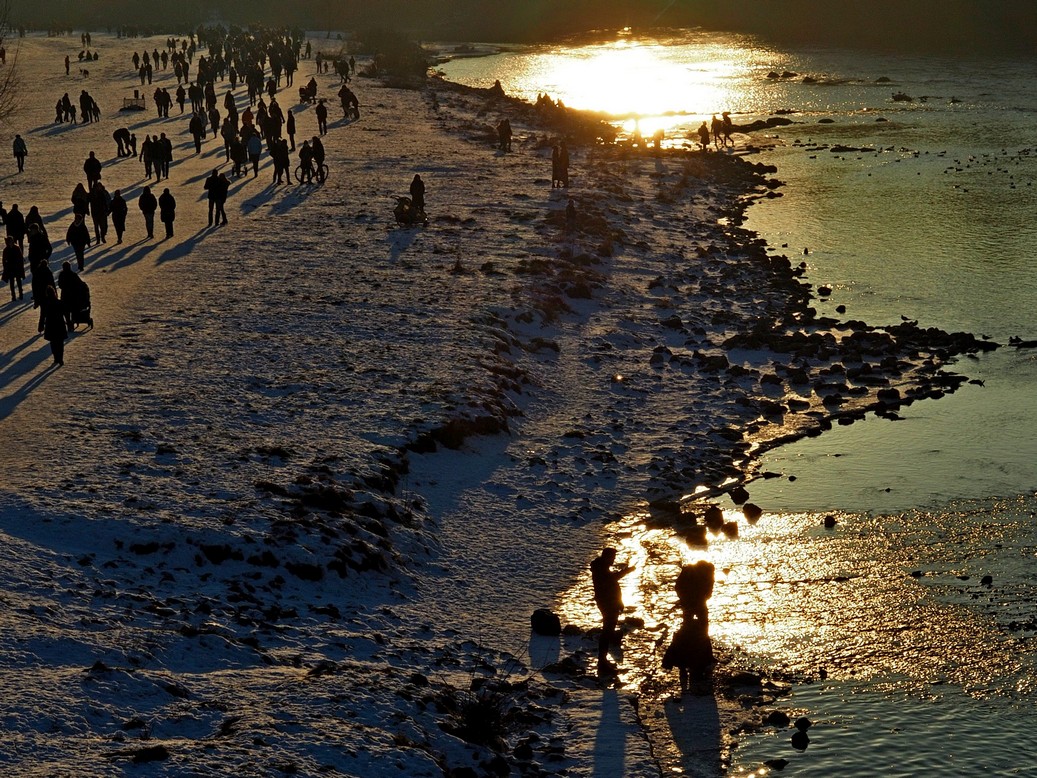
xmin=12 ymin=134 xmax=27 ymax=173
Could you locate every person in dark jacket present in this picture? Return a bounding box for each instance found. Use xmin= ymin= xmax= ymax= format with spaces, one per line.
xmin=189 ymin=112 xmax=206 ymax=154
xmin=25 ymin=205 xmax=46 ymax=237
xmin=6 ymin=203 xmax=26 ymax=251
xmin=57 ymin=260 xmax=91 ymax=330
xmin=26 ymin=222 xmax=52 ymax=269
xmin=110 ymin=190 xmax=128 ymax=244
xmin=88 ymin=182 xmax=110 ymax=244
xmin=70 ymin=183 xmax=90 ymax=218
xmin=65 ymin=213 xmax=91 ymax=270
xmin=39 ymin=285 xmax=67 ymax=366
xmin=158 ymin=188 xmax=176 ymax=238
xmin=2 ymin=235 xmax=24 ymax=300
xmin=12 ymin=134 xmax=27 ymax=172
xmin=138 ymin=186 xmax=158 ymax=238
xmin=30 ymin=247 xmax=55 ymax=329
xmin=83 ymin=151 xmax=102 ymax=189
xmin=286 ymin=109 xmax=296 ymax=150
xmin=203 ymin=169 xmax=220 ymax=225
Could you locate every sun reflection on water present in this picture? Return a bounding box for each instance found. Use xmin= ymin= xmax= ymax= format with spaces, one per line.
xmin=441 ymin=31 xmax=784 ymax=137
xmin=558 ymin=501 xmax=1035 ymax=702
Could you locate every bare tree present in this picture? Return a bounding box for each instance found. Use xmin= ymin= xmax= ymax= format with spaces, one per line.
xmin=0 ymin=0 xmax=20 ymax=124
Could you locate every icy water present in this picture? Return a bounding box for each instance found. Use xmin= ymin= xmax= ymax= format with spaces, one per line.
xmin=442 ymin=34 xmax=1037 ymax=776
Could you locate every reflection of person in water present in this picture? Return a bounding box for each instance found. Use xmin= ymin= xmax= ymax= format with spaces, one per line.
xmin=663 ymin=560 xmax=716 ymax=693
xmin=590 ymin=547 xmax=633 ymax=673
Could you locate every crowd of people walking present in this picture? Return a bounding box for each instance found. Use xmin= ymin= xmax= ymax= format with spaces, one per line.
xmin=6 ymin=24 xmax=365 ymax=370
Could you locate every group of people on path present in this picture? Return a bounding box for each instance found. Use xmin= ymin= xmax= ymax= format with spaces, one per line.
xmin=4 ymin=25 xmax=377 ymax=370
xmin=591 ymin=547 xmax=716 ymax=692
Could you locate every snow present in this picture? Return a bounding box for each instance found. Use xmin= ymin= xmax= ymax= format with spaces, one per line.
xmin=0 ymin=30 xmax=986 ymax=777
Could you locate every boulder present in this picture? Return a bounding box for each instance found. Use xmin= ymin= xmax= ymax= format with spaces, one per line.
xmin=531 ymin=608 xmax=562 ymax=636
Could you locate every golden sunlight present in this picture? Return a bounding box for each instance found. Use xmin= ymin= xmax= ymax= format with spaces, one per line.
xmin=516 ymin=38 xmax=751 ymax=133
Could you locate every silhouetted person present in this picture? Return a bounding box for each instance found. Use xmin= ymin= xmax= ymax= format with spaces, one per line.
xmin=590 ymin=547 xmax=633 ymax=672
xmin=112 ymin=127 xmax=132 ymax=157
xmin=2 ymin=235 xmax=24 ymax=301
xmin=83 ymin=151 xmax=102 ymax=189
xmin=138 ymin=185 xmax=157 ymax=238
xmin=697 ymin=121 xmax=710 ymax=151
xmin=675 ymin=560 xmax=715 ymax=626
xmin=664 ymin=560 xmax=717 ymax=692
xmin=286 ymin=109 xmax=296 ymax=150
xmin=65 ymin=213 xmax=91 ymax=270
xmin=158 ymin=188 xmax=176 ymax=238
xmin=12 ymin=134 xmax=27 ymax=172
xmin=39 ymin=285 xmax=67 ymax=366
xmin=409 ymin=174 xmax=425 ymax=213
xmin=315 ymin=99 xmax=328 ymax=134
xmin=110 ymin=190 xmax=128 ymax=244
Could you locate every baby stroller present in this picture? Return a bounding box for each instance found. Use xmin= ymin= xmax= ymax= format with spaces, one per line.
xmin=65 ymin=278 xmax=93 ymax=329
xmin=299 ymin=81 xmax=317 ymax=104
xmin=394 ymin=196 xmax=427 ymax=227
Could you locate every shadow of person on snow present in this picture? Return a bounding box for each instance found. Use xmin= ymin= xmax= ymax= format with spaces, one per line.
xmin=593 ymin=688 xmax=627 ymax=778
xmin=664 ymin=691 xmax=723 ymax=776
xmin=0 ymin=339 xmax=68 ymax=422
xmin=156 ymin=226 xmax=210 ymax=264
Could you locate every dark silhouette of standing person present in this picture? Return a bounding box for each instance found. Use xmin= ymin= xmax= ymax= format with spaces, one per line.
xmin=110 ymin=190 xmax=128 ymax=244
xmin=39 ymin=285 xmax=68 ymax=366
xmin=6 ymin=203 xmax=26 ymax=251
xmin=29 ymin=230 xmax=54 ymax=329
xmin=315 ymin=99 xmax=328 ymax=135
xmin=204 ymin=169 xmax=228 ymax=226
xmin=65 ymin=213 xmax=91 ymax=270
xmin=663 ymin=560 xmax=716 ymax=693
xmin=286 ymin=109 xmax=296 ymax=150
xmin=158 ymin=188 xmax=176 ymax=238
xmin=697 ymin=121 xmax=710 ymax=151
xmin=409 ymin=174 xmax=425 ymax=213
xmin=138 ymin=185 xmax=158 ymax=239
xmin=83 ymin=151 xmax=102 ymax=189
xmin=12 ymin=134 xmax=27 ymax=172
xmin=590 ymin=547 xmax=633 ymax=672
xmin=88 ymin=181 xmax=110 ymax=244
xmin=558 ymin=141 xmax=569 ymax=187
xmin=189 ymin=112 xmax=206 ymax=154
xmin=2 ymin=235 xmax=24 ymax=301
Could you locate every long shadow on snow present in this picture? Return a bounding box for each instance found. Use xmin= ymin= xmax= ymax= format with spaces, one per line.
xmin=0 ymin=341 xmax=63 ymax=422
xmin=156 ymin=227 xmax=209 ymax=265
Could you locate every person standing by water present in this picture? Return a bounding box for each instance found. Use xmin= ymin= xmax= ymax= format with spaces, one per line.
xmin=12 ymin=134 xmax=27 ymax=173
xmin=663 ymin=560 xmax=716 ymax=693
xmin=590 ymin=547 xmax=634 ymax=673
xmin=697 ymin=121 xmax=710 ymax=151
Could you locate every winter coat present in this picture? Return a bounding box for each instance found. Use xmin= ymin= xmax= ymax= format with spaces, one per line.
xmin=12 ymin=137 xmax=26 ymax=157
xmin=1 ymin=244 xmax=23 ymax=280
xmin=158 ymin=191 xmax=176 ymax=223
xmin=138 ymin=190 xmax=158 ymax=215
xmin=65 ymin=221 xmax=91 ymax=251
xmin=110 ymin=194 xmax=128 ymax=228
xmin=5 ymin=208 xmax=25 ymax=239
xmin=40 ymin=297 xmax=67 ymax=343
xmin=26 ymin=231 xmax=53 ymax=264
